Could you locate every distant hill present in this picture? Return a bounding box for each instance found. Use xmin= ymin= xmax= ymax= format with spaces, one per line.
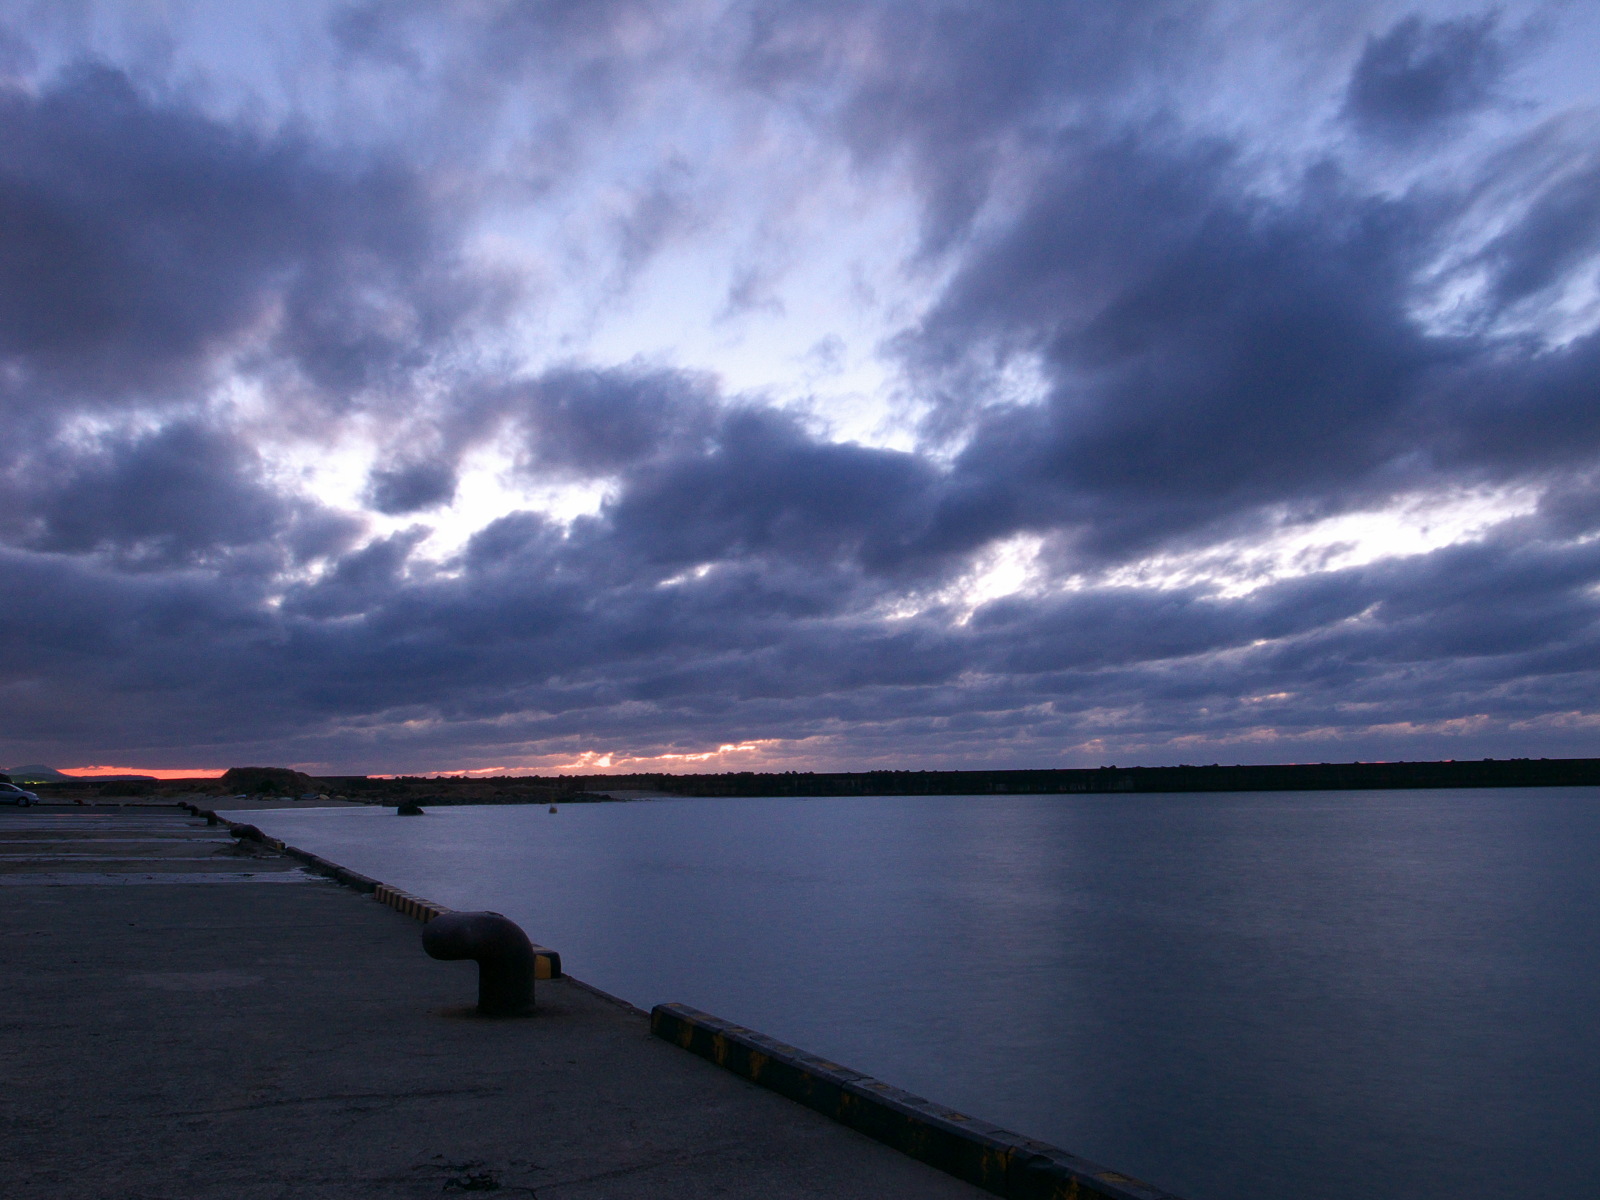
xmin=4 ymin=764 xmax=158 ymax=783
xmin=6 ymin=764 xmax=73 ymax=782
xmin=219 ymin=766 xmax=318 ymax=794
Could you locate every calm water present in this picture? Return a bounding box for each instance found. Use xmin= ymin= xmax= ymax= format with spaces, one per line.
xmin=240 ymin=789 xmax=1600 ymax=1200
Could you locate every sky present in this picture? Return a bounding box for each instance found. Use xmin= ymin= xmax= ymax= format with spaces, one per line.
xmin=3 ymin=1 xmax=1600 ymax=776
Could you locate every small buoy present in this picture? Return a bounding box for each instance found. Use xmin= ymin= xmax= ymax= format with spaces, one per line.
xmin=548 ymin=804 xmax=558 ymax=813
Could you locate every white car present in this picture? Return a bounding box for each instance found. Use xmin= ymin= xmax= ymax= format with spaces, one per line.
xmin=0 ymin=782 xmax=39 ymax=806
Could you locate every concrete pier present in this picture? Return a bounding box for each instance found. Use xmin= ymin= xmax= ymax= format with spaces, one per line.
xmin=1 ymin=806 xmax=991 ymax=1198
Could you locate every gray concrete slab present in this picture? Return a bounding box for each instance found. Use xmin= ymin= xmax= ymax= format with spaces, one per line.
xmin=1 ymin=811 xmax=989 ymax=1198
xmin=20 ymin=797 xmax=367 ymax=810
xmin=0 ymin=810 xmax=305 ymax=876
xmin=190 ymin=796 xmax=369 ymax=810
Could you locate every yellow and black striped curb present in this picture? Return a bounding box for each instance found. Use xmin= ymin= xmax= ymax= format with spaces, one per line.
xmin=373 ymin=882 xmax=451 ymax=922
xmin=528 ymin=944 xmax=563 ymax=980
xmin=371 ymin=884 xmax=562 ymax=979
xmin=186 ymin=807 xmax=382 ymax=892
xmin=185 ymin=804 xmax=562 ymax=979
xmin=650 ymin=1004 xmax=1184 ymax=1200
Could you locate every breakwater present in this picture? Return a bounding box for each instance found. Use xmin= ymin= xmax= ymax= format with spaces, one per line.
xmin=21 ymin=756 xmax=1597 ymax=807
xmin=568 ymin=756 xmax=1600 ymax=797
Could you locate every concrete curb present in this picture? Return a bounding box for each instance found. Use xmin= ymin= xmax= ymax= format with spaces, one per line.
xmin=650 ymin=1004 xmax=1185 ymax=1200
xmin=367 ymin=885 xmax=562 ymax=981
xmin=289 ymin=847 xmax=381 ymax=893
xmin=181 ymin=803 xmax=562 ymax=979
xmin=373 ymin=881 xmax=450 ymax=921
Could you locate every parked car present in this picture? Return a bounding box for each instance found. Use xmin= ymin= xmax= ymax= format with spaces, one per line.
xmin=0 ymin=782 xmax=39 ymax=806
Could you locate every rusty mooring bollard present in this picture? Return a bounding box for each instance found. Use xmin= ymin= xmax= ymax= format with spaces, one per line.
xmin=422 ymin=911 xmax=536 ymax=1016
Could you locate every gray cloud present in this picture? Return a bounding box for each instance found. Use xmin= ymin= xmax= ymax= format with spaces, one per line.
xmin=906 ymin=138 xmax=1436 ymax=562
xmin=0 ymin=61 xmax=495 ymax=417
xmin=8 ymin=498 xmax=1600 ymax=769
xmin=599 ymin=405 xmax=945 ymax=575
xmin=9 ymin=422 xmax=358 ymax=570
xmin=741 ymin=0 xmax=1207 ymax=251
xmin=901 ymin=122 xmax=1600 ymax=569
xmin=511 ymin=366 xmax=719 ymax=477
xmin=1343 ymin=12 xmax=1509 ymax=140
xmin=366 ymin=460 xmax=458 ymax=514
xmin=1478 ymin=156 xmax=1600 ymax=309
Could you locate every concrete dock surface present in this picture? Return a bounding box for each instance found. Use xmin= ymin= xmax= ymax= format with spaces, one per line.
xmin=2 ymin=806 xmax=988 ymax=1198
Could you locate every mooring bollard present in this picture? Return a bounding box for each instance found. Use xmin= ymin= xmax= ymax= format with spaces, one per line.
xmin=421 ymin=911 xmax=536 ymax=1016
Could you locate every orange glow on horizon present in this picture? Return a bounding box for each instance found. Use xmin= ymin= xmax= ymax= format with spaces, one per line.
xmin=377 ymin=740 xmax=787 ymax=778
xmin=548 ymin=740 xmax=776 ymax=772
xmin=59 ymin=766 xmax=227 ymax=780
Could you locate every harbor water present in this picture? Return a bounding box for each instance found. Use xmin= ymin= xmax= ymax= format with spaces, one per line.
xmin=240 ymin=788 xmax=1600 ymax=1200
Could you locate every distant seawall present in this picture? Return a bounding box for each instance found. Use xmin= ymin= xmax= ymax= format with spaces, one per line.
xmin=29 ymin=756 xmax=1600 ymax=805
xmin=569 ymin=757 xmax=1600 ymax=798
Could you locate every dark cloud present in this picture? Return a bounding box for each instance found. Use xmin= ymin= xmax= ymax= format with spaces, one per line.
xmin=600 ymin=406 xmax=944 ymax=575
xmin=899 ymin=122 xmax=1600 ymax=569
xmin=8 ymin=496 xmax=1600 ymax=770
xmin=1343 ymin=12 xmax=1508 ymax=140
xmin=0 ymin=62 xmax=492 ymax=411
xmin=8 ymin=422 xmax=358 ymax=570
xmin=366 ymin=460 xmax=458 ymax=514
xmin=284 ymin=528 xmax=431 ymax=619
xmin=1478 ymin=157 xmax=1600 ymax=308
xmin=906 ymin=137 xmax=1447 ymax=563
xmin=511 ymin=366 xmax=718 ymax=477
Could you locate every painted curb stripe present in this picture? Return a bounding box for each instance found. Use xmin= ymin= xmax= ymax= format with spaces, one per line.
xmin=369 ymin=884 xmax=562 ymax=978
xmin=182 ymin=807 xmax=564 ymax=982
xmin=374 ymin=882 xmax=452 ymax=922
xmin=650 ymin=1003 xmax=1185 ymax=1200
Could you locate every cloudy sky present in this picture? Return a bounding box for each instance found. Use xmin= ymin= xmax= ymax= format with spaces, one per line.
xmin=3 ymin=1 xmax=1600 ymax=775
